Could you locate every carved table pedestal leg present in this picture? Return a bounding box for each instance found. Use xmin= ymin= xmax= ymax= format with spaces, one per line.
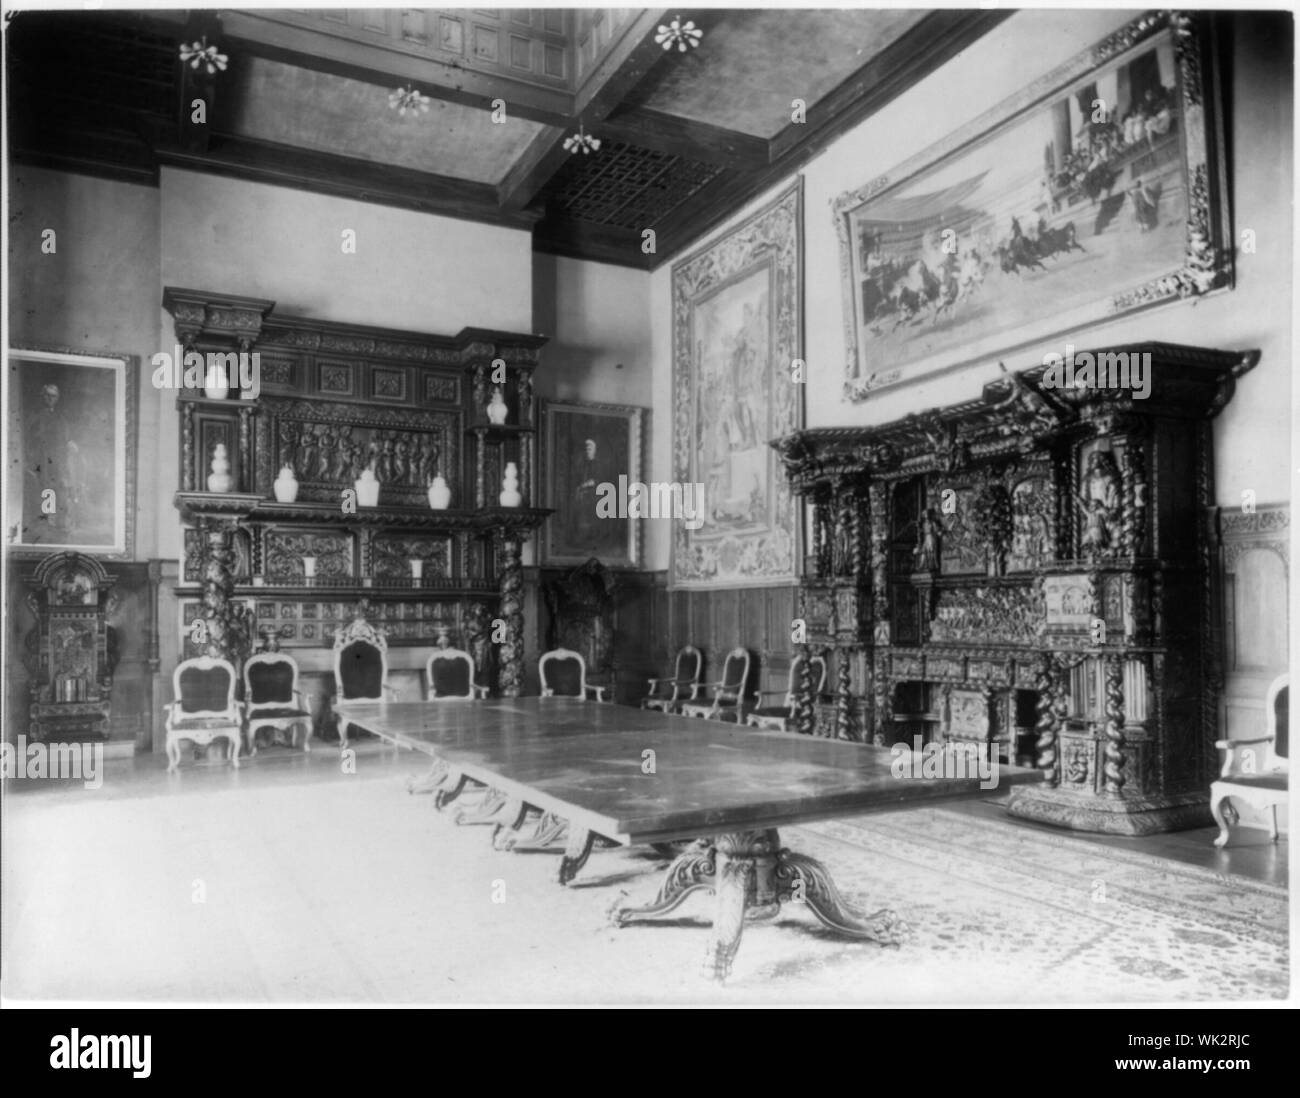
xmin=612 ymin=829 xmax=909 ymax=983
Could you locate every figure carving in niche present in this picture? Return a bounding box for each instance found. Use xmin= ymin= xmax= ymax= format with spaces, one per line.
xmin=419 ymin=438 xmax=440 ymax=488
xmin=1077 ymin=498 xmax=1109 ymax=555
xmin=393 ymin=437 xmax=410 ymax=484
xmin=913 ymin=508 xmax=940 ymax=572
xmin=1084 ymin=450 xmax=1121 ymax=514
xmin=834 ymin=503 xmax=855 ymax=576
xmin=1066 ymin=741 xmax=1091 ymax=784
xmin=464 ymin=601 xmax=492 ymax=684
xmin=332 ymin=426 xmax=355 ymax=481
xmin=279 ymin=421 xmax=300 ymax=475
xmin=816 ymin=499 xmax=834 ymax=577
xmin=299 ymin=426 xmax=319 ymax=479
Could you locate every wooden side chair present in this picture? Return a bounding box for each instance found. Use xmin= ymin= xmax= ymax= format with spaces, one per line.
xmin=746 ymin=653 xmax=828 ymax=733
xmin=426 ymin=648 xmax=488 ymax=700
xmin=680 ymin=648 xmax=752 ymax=722
xmin=539 ymin=648 xmax=607 ymax=702
xmin=244 ymin=651 xmax=313 ymax=756
xmin=332 ymin=615 xmax=396 ymax=748
xmin=164 ymin=656 xmax=242 ymax=772
xmin=641 ymin=645 xmax=703 ymax=715
xmin=1211 ymin=674 xmax=1289 ymax=848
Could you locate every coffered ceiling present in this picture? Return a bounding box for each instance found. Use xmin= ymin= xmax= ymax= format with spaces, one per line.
xmin=6 ymin=7 xmax=1011 ymax=269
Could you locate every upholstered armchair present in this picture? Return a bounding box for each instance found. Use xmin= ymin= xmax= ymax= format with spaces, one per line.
xmin=746 ymin=653 xmax=828 ymax=733
xmin=164 ymin=657 xmax=243 ymax=772
xmin=244 ymin=652 xmax=313 ymax=755
xmin=641 ymin=645 xmax=703 ymax=715
xmin=426 ymin=648 xmax=488 ymax=700
xmin=680 ymin=648 xmax=753 ymax=722
xmin=332 ymin=616 xmax=396 ymax=748
xmin=1211 ymin=674 xmax=1289 ymax=848
xmin=539 ymin=648 xmax=607 ymax=702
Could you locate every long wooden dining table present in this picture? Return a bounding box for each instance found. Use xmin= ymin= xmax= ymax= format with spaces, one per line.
xmin=341 ymin=697 xmax=1042 ymax=982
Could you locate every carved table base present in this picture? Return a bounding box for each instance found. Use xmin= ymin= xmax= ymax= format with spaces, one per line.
xmin=612 ymin=829 xmax=909 ymax=983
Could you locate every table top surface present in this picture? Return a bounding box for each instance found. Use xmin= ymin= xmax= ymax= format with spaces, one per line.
xmin=340 ymin=698 xmax=1042 ymax=843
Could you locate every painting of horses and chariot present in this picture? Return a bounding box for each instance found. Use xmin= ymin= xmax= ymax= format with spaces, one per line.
xmin=835 ymin=10 xmax=1230 ymax=398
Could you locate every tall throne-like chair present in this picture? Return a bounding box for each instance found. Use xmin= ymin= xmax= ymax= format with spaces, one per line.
xmin=331 ymin=610 xmax=396 ymax=747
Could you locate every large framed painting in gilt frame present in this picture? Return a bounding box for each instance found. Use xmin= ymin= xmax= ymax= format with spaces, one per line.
xmin=541 ymin=399 xmax=645 ymax=569
xmin=5 ymin=348 xmax=138 ymax=558
xmin=835 ymin=10 xmax=1230 ymax=398
xmin=672 ymin=179 xmax=803 ymax=588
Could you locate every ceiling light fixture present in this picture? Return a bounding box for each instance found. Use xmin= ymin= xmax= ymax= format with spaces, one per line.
xmin=563 ymin=124 xmax=601 ymax=155
xmin=654 ymin=17 xmax=703 ymax=52
xmin=178 ymin=36 xmax=228 ymax=75
xmin=388 ymin=85 xmax=431 ymax=116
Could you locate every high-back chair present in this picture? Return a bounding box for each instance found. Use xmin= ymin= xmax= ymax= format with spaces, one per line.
xmin=426 ymin=648 xmax=488 ymax=700
xmin=1211 ymin=673 xmax=1289 ymax=847
xmin=332 ymin=616 xmax=395 ymax=747
xmin=164 ymin=656 xmax=242 ymax=772
xmin=746 ymin=653 xmax=828 ymax=733
xmin=641 ymin=645 xmax=703 ymax=715
xmin=244 ymin=651 xmax=313 ymax=756
xmin=680 ymin=648 xmax=752 ymax=722
xmin=539 ymin=648 xmax=607 ymax=702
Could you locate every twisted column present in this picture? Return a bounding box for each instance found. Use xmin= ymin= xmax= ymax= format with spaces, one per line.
xmin=834 ymin=648 xmax=854 ymax=742
xmin=1103 ymin=655 xmax=1126 ymax=795
xmin=1034 ymin=655 xmax=1058 ymax=786
xmin=792 ymin=645 xmax=815 ymax=736
xmin=497 ymin=533 xmax=524 ymax=697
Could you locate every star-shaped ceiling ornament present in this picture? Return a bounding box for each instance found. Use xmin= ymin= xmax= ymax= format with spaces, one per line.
xmin=178 ymin=36 xmax=228 ymax=75
xmin=388 ymin=85 xmax=431 ymax=116
xmin=654 ymin=17 xmax=703 ymax=52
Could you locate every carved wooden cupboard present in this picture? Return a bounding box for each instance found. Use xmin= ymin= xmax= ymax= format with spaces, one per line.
xmin=163 ymin=288 xmax=549 ymax=697
xmin=773 ymin=343 xmax=1259 ymax=834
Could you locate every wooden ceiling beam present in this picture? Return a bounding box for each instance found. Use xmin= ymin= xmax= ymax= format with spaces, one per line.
xmin=154 ymin=134 xmax=541 ymax=231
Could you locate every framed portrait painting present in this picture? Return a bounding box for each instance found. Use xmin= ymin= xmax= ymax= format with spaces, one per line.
xmin=5 ymin=348 xmax=138 ymax=557
xmin=540 ymin=400 xmax=645 ymax=569
xmin=834 ymin=10 xmax=1230 ymax=398
xmin=671 ymin=179 xmax=803 ymax=588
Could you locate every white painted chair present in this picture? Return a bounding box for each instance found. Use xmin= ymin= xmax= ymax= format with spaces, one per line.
xmin=244 ymin=651 xmax=313 ymax=755
xmin=539 ymin=648 xmax=607 ymax=702
xmin=1211 ymin=674 xmax=1289 ymax=847
xmin=426 ymin=648 xmax=488 ymax=700
xmin=164 ymin=656 xmax=242 ymax=772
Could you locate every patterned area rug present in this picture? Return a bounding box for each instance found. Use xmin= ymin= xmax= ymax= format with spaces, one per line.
xmin=790 ymin=809 xmax=1288 ymax=1002
xmin=2 ymin=758 xmax=1288 ymax=1004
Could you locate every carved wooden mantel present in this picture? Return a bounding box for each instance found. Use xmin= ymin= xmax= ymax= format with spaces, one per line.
xmin=164 ymin=289 xmax=551 ymax=697
xmin=772 ymin=342 xmax=1260 ymax=835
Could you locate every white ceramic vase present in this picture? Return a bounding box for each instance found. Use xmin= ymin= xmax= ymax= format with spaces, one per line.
xmin=427 ymin=475 xmax=451 ymax=510
xmin=486 ymin=387 xmax=509 ymax=425
xmin=355 ymin=466 xmax=381 ymax=508
xmin=203 ymin=365 xmax=230 ymax=401
xmin=207 ymin=444 xmax=232 ymax=493
xmin=499 ymin=461 xmax=521 ymax=508
xmin=273 ymin=465 xmax=299 ymax=503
